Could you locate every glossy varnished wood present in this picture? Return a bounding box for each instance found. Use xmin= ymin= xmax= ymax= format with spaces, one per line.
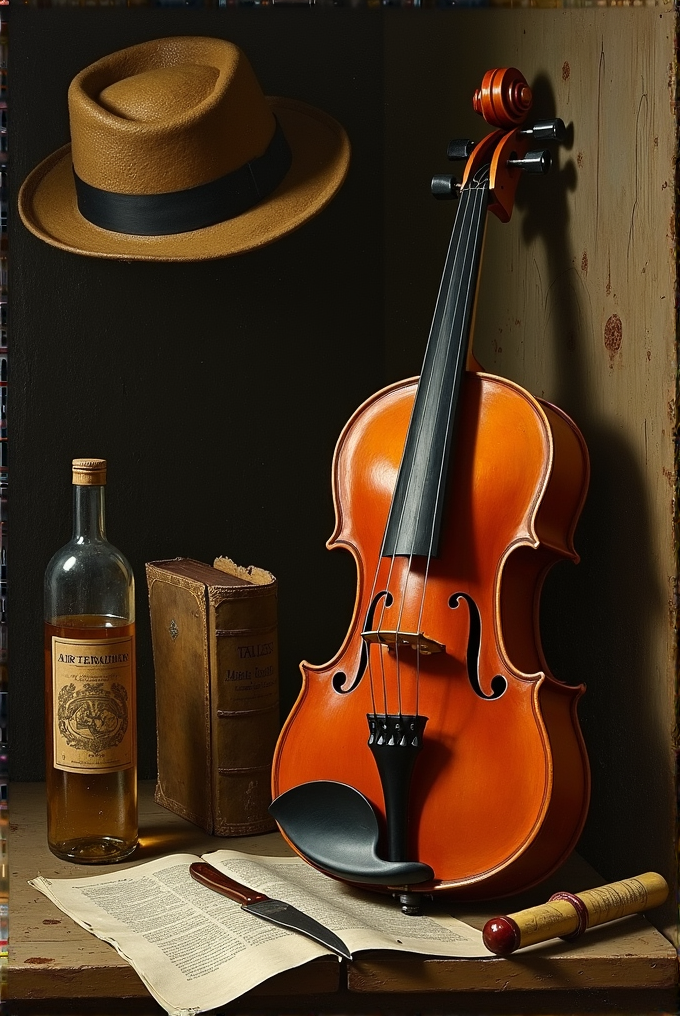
xmin=273 ymin=370 xmax=590 ymax=897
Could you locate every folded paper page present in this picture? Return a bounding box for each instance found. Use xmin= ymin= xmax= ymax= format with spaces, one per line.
xmin=30 ymin=849 xmax=488 ymax=1016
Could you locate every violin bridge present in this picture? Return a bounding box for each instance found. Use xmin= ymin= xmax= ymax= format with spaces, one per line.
xmin=361 ymin=630 xmax=445 ymax=655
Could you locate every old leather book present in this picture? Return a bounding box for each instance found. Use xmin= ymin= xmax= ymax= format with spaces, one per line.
xmin=146 ymin=556 xmax=278 ymax=835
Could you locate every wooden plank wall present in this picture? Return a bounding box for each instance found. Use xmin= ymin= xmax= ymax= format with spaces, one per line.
xmin=384 ymin=9 xmax=677 ymax=939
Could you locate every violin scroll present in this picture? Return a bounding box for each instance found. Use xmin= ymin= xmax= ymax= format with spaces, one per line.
xmin=452 ymin=68 xmax=566 ymax=222
xmin=472 ymin=67 xmax=533 ymax=128
xmin=433 ymin=72 xmax=566 ymax=222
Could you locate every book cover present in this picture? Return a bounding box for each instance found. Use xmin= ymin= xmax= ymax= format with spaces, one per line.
xmin=146 ymin=556 xmax=279 ymax=835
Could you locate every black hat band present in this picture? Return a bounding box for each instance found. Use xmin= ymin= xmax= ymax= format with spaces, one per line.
xmin=73 ymin=118 xmax=292 ymax=236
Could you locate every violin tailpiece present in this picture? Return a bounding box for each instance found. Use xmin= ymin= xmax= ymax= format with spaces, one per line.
xmin=367 ymin=713 xmax=428 ymax=863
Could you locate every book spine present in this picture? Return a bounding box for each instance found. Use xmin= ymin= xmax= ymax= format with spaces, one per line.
xmin=208 ymin=584 xmax=279 ymax=835
xmin=146 ymin=564 xmax=213 ymax=833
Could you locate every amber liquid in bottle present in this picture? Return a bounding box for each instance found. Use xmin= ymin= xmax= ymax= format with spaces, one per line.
xmin=44 ymin=615 xmax=137 ymax=863
xmin=44 ymin=458 xmax=137 ymax=863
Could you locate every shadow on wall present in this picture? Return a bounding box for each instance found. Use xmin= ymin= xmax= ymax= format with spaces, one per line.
xmin=517 ymin=74 xmax=666 ymax=887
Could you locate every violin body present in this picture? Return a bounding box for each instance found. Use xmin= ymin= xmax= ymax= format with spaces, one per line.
xmin=272 ymin=369 xmax=590 ymax=898
xmin=271 ymin=68 xmax=591 ymax=902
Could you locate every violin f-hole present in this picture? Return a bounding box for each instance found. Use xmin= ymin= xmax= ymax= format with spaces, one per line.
xmin=332 ymin=590 xmax=393 ymax=694
xmin=449 ymin=592 xmax=507 ymax=700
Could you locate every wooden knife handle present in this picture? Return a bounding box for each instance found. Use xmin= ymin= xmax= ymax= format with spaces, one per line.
xmin=189 ymin=862 xmax=269 ymax=905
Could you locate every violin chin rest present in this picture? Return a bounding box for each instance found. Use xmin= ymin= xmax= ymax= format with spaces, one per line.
xmin=269 ymin=781 xmax=434 ymax=887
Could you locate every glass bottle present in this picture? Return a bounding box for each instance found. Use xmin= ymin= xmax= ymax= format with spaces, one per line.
xmin=44 ymin=457 xmax=137 ymax=863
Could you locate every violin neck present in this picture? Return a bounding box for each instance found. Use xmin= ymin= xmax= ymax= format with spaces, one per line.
xmin=382 ymin=173 xmax=489 ymax=559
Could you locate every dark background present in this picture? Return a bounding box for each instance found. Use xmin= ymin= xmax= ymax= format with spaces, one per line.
xmin=10 ymin=8 xmax=676 ymax=940
xmin=11 ymin=7 xmax=385 ymax=781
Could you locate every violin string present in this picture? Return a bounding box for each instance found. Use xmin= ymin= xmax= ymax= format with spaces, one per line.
xmin=364 ymin=457 xmax=400 ymax=714
xmin=368 ymin=658 xmax=378 ymax=717
xmin=390 ymin=191 xmax=475 ymax=715
xmin=414 ymin=183 xmax=486 ymax=646
xmin=375 ymin=551 xmax=398 ymax=715
xmin=362 ymin=375 xmax=435 ymax=717
xmin=384 ymin=177 xmax=482 ymax=720
xmin=409 ymin=175 xmax=488 ymax=714
xmin=365 ymin=583 xmax=387 ymax=716
xmin=413 ymin=172 xmax=490 ymax=674
xmin=392 ymin=546 xmax=415 ymax=718
xmin=366 ymin=520 xmax=400 ymax=715
xmin=362 ymin=165 xmax=488 ymax=724
xmin=382 ymin=183 xmax=476 ymax=720
xmin=363 ymin=581 xmax=382 ymax=714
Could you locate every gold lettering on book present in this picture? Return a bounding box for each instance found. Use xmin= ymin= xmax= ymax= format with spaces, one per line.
xmin=237 ymin=642 xmax=274 ymax=659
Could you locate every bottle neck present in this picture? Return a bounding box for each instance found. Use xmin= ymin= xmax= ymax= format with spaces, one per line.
xmin=72 ymin=484 xmax=106 ymax=542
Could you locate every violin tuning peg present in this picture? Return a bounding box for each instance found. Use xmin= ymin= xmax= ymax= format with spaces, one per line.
xmin=518 ymin=118 xmax=567 ymax=143
xmin=447 ymin=139 xmax=476 ymax=161
xmin=431 ymin=174 xmax=461 ymax=200
xmin=506 ymin=149 xmax=551 ymax=175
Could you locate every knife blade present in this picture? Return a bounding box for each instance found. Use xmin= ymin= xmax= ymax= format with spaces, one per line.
xmin=189 ymin=861 xmax=352 ymax=961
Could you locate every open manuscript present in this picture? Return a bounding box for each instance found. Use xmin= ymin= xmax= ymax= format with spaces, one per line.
xmin=31 ymin=848 xmax=489 ymax=1016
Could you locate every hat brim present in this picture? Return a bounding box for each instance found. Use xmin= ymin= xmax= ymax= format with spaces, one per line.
xmin=18 ymin=98 xmax=350 ymax=261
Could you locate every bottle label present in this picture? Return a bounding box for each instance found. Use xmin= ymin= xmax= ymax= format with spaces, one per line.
xmin=52 ymin=635 xmax=134 ymax=774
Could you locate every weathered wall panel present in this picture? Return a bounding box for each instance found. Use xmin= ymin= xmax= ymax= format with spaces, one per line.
xmin=385 ymin=9 xmax=677 ymax=939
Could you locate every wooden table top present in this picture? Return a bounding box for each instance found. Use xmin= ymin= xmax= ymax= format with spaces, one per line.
xmin=9 ymin=781 xmax=678 ymax=1015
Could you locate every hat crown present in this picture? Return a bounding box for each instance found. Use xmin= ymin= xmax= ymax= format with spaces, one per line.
xmin=69 ymin=37 xmax=275 ymax=195
xmin=98 ymin=64 xmax=220 ymax=122
xmin=18 ymin=33 xmax=351 ymax=261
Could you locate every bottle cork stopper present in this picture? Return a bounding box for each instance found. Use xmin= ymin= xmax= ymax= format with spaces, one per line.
xmin=72 ymin=457 xmax=107 ymax=485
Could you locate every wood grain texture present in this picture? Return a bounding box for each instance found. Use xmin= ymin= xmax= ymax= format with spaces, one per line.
xmin=384 ymin=7 xmax=677 ymax=940
xmin=347 ymin=920 xmax=677 ymax=993
xmin=9 ymin=782 xmax=676 ymax=1004
xmin=8 ymin=781 xmax=338 ymax=1001
xmin=8 ymin=989 xmax=680 ymax=1016
xmin=346 ymin=850 xmax=677 ymax=994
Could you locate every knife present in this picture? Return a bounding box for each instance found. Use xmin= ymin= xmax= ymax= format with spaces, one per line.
xmin=189 ymin=861 xmax=353 ymax=961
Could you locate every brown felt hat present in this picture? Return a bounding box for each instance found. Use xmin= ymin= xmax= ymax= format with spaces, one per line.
xmin=18 ymin=36 xmax=351 ymax=261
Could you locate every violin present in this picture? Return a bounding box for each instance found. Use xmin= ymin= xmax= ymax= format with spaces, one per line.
xmin=271 ymin=68 xmax=590 ymax=909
